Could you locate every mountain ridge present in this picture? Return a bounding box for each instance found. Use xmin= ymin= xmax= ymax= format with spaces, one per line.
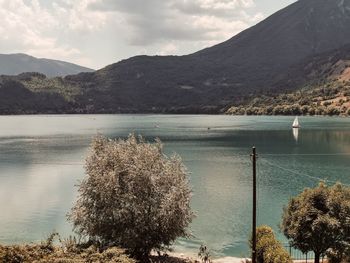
xmin=0 ymin=53 xmax=94 ymax=77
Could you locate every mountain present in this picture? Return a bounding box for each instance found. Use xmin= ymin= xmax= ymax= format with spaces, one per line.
xmin=0 ymin=53 xmax=94 ymax=77
xmin=60 ymin=0 xmax=350 ymax=113
xmin=2 ymin=0 xmax=350 ymax=114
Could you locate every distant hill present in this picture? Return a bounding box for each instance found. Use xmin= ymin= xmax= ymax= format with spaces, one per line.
xmin=2 ymin=0 xmax=350 ymax=114
xmin=0 ymin=53 xmax=94 ymax=77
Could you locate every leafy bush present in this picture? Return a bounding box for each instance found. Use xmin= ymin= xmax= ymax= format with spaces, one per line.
xmin=0 ymin=235 xmax=135 ymax=263
xmin=198 ymin=245 xmax=212 ymax=263
xmin=251 ymin=226 xmax=292 ymax=263
xmin=69 ymin=135 xmax=194 ymax=259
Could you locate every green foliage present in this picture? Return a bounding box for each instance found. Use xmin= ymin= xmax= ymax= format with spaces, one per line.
xmin=198 ymin=245 xmax=212 ymax=263
xmin=251 ymin=226 xmax=292 ymax=263
xmin=22 ymin=75 xmax=82 ymax=102
xmin=0 ymin=234 xmax=135 ymax=263
xmin=69 ymin=135 xmax=194 ymax=259
xmin=281 ymin=182 xmax=350 ymax=263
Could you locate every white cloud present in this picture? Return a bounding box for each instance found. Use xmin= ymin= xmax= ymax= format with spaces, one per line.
xmin=0 ymin=0 xmax=107 ymax=67
xmin=89 ymin=0 xmax=264 ymax=57
xmin=159 ymin=43 xmax=178 ymax=55
xmin=0 ymin=0 xmax=266 ymax=68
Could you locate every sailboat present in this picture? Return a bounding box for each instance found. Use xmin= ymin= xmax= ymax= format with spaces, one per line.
xmin=292 ymin=116 xmax=300 ymax=128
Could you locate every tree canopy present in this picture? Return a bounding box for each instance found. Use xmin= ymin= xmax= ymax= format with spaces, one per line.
xmin=281 ymin=182 xmax=350 ymax=263
xmin=69 ymin=134 xmax=194 ymax=259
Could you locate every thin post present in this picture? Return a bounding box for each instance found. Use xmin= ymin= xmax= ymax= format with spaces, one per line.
xmin=289 ymin=245 xmax=292 ymax=259
xmin=251 ymin=147 xmax=257 ymax=263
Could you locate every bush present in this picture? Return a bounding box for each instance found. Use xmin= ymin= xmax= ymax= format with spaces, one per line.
xmin=327 ymin=106 xmax=340 ymax=116
xmin=251 ymin=226 xmax=292 ymax=263
xmin=272 ymin=105 xmax=284 ymax=115
xmin=69 ymin=135 xmax=194 ymax=259
xmin=0 ymin=234 xmax=135 ymax=263
xmin=198 ymin=245 xmax=212 ymax=263
xmin=301 ymin=105 xmax=310 ymax=115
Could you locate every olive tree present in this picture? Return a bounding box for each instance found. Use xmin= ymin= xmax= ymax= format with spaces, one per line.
xmin=281 ymin=182 xmax=350 ymax=263
xmin=69 ymin=135 xmax=194 ymax=259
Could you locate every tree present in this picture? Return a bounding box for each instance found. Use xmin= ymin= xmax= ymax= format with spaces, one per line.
xmin=326 ymin=184 xmax=350 ymax=263
xmin=281 ymin=183 xmax=350 ymax=263
xmin=251 ymin=226 xmax=292 ymax=263
xmin=69 ymin=135 xmax=194 ymax=259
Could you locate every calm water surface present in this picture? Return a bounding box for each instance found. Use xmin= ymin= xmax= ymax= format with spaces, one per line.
xmin=0 ymin=115 xmax=350 ymax=257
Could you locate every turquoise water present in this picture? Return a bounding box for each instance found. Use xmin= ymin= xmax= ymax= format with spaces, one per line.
xmin=0 ymin=115 xmax=349 ymax=257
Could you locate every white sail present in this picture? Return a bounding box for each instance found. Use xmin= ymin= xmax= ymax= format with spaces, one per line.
xmin=292 ymin=117 xmax=300 ymax=128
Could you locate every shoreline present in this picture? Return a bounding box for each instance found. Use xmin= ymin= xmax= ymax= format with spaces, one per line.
xmin=170 ymin=252 xmax=316 ymax=263
xmin=168 ymin=252 xmax=314 ymax=263
xmin=169 ymin=252 xmax=249 ymax=263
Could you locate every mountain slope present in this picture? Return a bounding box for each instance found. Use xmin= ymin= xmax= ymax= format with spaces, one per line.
xmin=0 ymin=77 xmax=72 ymax=114
xmin=61 ymin=0 xmax=350 ymax=112
xmin=227 ymin=44 xmax=350 ymax=116
xmin=0 ymin=53 xmax=94 ymax=77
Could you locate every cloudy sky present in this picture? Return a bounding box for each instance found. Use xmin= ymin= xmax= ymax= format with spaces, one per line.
xmin=0 ymin=0 xmax=295 ymax=69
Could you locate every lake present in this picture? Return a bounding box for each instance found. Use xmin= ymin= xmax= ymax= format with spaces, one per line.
xmin=0 ymin=115 xmax=350 ymax=257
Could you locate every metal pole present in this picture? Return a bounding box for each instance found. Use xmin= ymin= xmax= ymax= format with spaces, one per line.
xmin=289 ymin=245 xmax=292 ymax=259
xmin=251 ymin=147 xmax=257 ymax=263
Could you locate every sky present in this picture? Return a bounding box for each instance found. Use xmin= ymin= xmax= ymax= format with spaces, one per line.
xmin=0 ymin=0 xmax=295 ymax=69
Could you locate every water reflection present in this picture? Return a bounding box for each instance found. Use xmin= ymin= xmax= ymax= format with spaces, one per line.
xmin=293 ymin=128 xmax=299 ymax=142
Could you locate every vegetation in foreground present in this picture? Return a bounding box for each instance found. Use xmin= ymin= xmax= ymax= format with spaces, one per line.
xmin=252 ymin=226 xmax=292 ymax=263
xmin=0 ymin=233 xmax=135 ymax=263
xmin=281 ymin=182 xmax=350 ymax=263
xmin=69 ymin=135 xmax=194 ymax=260
xmin=0 ymin=234 xmax=195 ymax=263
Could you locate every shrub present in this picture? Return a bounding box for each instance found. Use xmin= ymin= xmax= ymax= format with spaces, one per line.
xmin=251 ymin=225 xmax=292 ymax=263
xmin=198 ymin=245 xmax=212 ymax=263
xmin=272 ymin=105 xmax=284 ymax=115
xmin=347 ymin=108 xmax=350 ymax=116
xmin=308 ymin=107 xmax=316 ymax=115
xmin=323 ymin=101 xmax=332 ymax=107
xmin=301 ymin=105 xmax=310 ymax=115
xmin=327 ymin=106 xmax=340 ymax=116
xmin=290 ymin=104 xmax=301 ymax=115
xmin=0 ymin=235 xmax=135 ymax=263
xmin=69 ymin=135 xmax=194 ymax=259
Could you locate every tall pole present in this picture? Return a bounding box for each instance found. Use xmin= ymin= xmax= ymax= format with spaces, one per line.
xmin=252 ymin=147 xmax=257 ymax=263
